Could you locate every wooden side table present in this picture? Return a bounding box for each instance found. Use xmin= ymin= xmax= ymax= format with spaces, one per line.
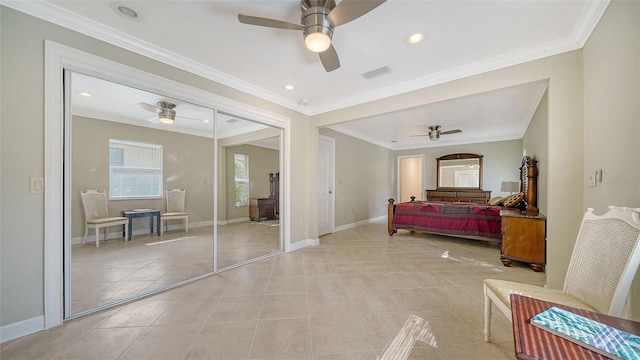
xmin=500 ymin=210 xmax=546 ymax=271
xmin=510 ymin=294 xmax=640 ymax=360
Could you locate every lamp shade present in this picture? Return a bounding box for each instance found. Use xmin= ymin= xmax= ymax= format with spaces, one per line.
xmin=501 ymin=181 xmax=520 ymax=193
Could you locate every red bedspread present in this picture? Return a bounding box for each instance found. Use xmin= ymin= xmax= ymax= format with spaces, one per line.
xmin=393 ymin=201 xmax=502 ymax=239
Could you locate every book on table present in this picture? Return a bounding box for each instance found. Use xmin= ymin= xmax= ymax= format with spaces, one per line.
xmin=530 ymin=306 xmax=640 ymax=360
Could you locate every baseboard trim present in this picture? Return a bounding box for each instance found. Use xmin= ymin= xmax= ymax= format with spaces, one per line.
xmin=288 ymin=238 xmax=319 ymax=252
xmin=71 ymin=220 xmax=215 ymax=244
xmin=225 ymin=217 xmax=250 ymax=224
xmin=1 ymin=315 xmax=44 ymax=343
xmin=333 ymin=215 xmax=386 ymax=233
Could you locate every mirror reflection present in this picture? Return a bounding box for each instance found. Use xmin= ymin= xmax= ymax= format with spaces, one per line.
xmin=437 ymin=153 xmax=483 ymax=189
xmin=216 ymin=114 xmax=282 ymax=269
xmin=68 ymin=73 xmax=282 ymax=317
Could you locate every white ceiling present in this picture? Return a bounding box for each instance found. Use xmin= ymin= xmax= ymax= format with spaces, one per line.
xmin=5 ymin=0 xmax=608 ymax=149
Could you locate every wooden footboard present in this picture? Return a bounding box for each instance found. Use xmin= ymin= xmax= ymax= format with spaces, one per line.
xmin=387 ymin=198 xmax=396 ymax=236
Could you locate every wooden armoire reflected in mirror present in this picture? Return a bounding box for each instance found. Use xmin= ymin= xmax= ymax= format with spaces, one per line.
xmin=249 ymin=172 xmax=279 ymax=221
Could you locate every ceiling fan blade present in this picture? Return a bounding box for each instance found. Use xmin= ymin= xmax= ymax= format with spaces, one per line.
xmin=319 ymin=44 xmax=340 ymax=72
xmin=327 ymin=0 xmax=387 ymax=26
xmin=238 ymin=14 xmax=303 ymax=30
xmin=146 ymin=115 xmax=160 ymax=124
xmin=409 ymin=134 xmax=429 ymax=137
xmin=440 ymin=129 xmax=462 ymax=135
xmin=136 ymin=102 xmax=160 ymax=114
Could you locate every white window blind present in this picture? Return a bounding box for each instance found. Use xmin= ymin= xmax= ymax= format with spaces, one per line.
xmin=109 ymin=139 xmax=163 ymax=199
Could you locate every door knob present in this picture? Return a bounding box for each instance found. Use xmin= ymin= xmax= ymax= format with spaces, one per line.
xmin=328 ymin=190 xmax=333 ymax=194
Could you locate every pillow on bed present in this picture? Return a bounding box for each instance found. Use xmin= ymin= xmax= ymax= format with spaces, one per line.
xmin=488 ymin=196 xmax=505 ymax=206
xmin=503 ymin=192 xmax=525 ymax=208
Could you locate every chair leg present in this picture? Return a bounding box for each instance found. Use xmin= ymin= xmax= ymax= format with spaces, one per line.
xmin=83 ymin=226 xmax=88 ymax=245
xmin=95 ymin=228 xmax=100 ymax=248
xmin=484 ymin=291 xmax=492 ymax=342
xmin=185 ymin=218 xmax=188 ymax=233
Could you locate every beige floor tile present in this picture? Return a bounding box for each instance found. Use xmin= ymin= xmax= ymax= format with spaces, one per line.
xmin=305 ymin=275 xmax=345 ymax=293
xmin=184 ymin=320 xmax=256 ymax=360
xmin=307 ymin=290 xmax=357 ymax=318
xmin=260 ymin=293 xmax=308 ymax=319
xmin=153 ymin=296 xmax=217 ymax=326
xmin=314 ymin=351 xmax=378 ymax=360
xmin=346 ymin=289 xmax=399 ymax=314
xmin=249 ymin=318 xmax=312 ymax=359
xmin=0 ymin=330 xmax=89 ymax=360
xmin=207 ymin=295 xmax=264 ymax=322
xmin=120 ymin=324 xmax=201 ymax=360
xmin=310 ymin=316 xmax=373 ymax=355
xmin=434 ymin=342 xmax=511 ymax=360
xmin=266 ymin=275 xmax=306 ymax=294
xmin=97 ymin=299 xmax=174 ymax=328
xmin=52 ymin=327 xmax=145 ymax=359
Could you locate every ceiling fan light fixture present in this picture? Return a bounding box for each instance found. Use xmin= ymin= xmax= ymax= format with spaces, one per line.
xmin=304 ymin=32 xmax=331 ymax=52
xmin=157 ymin=101 xmax=176 ymax=124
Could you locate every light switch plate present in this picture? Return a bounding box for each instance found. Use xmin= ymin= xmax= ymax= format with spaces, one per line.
xmin=30 ymin=177 xmax=44 ymax=194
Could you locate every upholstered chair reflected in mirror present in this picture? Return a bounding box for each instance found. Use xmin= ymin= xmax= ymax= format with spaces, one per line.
xmin=80 ymin=189 xmax=129 ymax=248
xmin=160 ymin=188 xmax=189 ymax=235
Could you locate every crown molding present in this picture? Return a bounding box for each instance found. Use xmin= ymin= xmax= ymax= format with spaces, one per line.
xmin=3 ymin=0 xmax=608 ymax=118
xmin=1 ymin=0 xmax=305 ymax=114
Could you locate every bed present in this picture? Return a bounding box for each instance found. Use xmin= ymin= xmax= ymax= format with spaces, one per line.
xmin=387 ymin=198 xmax=503 ymax=243
xmin=388 ymin=153 xmax=540 ymax=243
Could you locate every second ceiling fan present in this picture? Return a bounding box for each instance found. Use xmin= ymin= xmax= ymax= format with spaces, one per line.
xmin=238 ymin=0 xmax=386 ymax=72
xmin=412 ymin=125 xmax=462 ymax=141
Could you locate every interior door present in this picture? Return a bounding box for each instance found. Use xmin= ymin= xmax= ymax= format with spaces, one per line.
xmin=317 ymin=135 xmax=335 ymax=236
xmin=398 ymin=155 xmax=424 ymax=202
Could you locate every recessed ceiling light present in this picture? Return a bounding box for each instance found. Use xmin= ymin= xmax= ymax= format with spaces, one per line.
xmin=79 ymin=92 xmax=92 ymax=97
xmin=111 ymin=3 xmax=140 ymax=21
xmin=298 ymin=98 xmax=310 ymax=106
xmin=203 ymin=119 xmax=210 ymax=123
xmin=407 ymin=33 xmax=425 ymax=45
xmin=284 ymin=84 xmax=295 ymax=91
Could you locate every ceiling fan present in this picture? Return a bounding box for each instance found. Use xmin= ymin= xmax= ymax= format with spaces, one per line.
xmin=137 ymin=101 xmax=207 ymax=125
xmin=238 ymin=0 xmax=386 ymax=72
xmin=411 ymin=125 xmax=462 ymax=141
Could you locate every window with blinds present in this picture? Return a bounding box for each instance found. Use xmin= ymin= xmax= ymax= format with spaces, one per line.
xmin=109 ymin=139 xmax=163 ymax=199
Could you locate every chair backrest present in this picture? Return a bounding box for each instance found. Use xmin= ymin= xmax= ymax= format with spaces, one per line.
xmin=80 ymin=190 xmax=109 ymax=221
xmin=166 ymin=188 xmax=186 ymax=212
xmin=563 ymin=206 xmax=640 ymax=316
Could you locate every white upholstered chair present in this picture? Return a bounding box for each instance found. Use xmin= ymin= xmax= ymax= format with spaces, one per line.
xmin=483 ymin=206 xmax=640 ymax=342
xmin=160 ymin=188 xmax=189 ymax=235
xmin=80 ymin=190 xmax=129 ymax=248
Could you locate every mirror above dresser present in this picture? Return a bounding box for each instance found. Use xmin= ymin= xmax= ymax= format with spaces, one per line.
xmin=427 ymin=153 xmax=491 ymax=203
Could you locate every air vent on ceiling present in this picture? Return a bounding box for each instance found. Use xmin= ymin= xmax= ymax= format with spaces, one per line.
xmin=226 ymin=118 xmax=239 ymax=123
xmin=361 ymin=66 xmax=392 ymax=80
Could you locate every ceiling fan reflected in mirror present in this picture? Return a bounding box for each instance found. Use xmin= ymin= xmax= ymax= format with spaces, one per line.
xmin=136 ymin=101 xmax=207 ymax=125
xmin=238 ymin=0 xmax=386 ymax=72
xmin=411 ymin=125 xmax=462 ymax=141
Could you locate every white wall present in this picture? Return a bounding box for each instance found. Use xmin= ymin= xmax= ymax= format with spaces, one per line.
xmin=522 ymin=90 xmax=549 ymax=214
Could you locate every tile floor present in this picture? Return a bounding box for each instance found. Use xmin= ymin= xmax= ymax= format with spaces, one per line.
xmin=71 ymin=220 xmax=280 ymax=314
xmin=1 ymin=221 xmax=545 ymax=359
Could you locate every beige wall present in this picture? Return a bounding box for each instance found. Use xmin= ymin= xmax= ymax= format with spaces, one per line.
xmin=319 ymin=128 xmax=395 ymax=227
xmin=0 ymin=7 xmax=311 ymax=327
xmin=522 ymin=90 xmax=549 ymax=214
xmin=224 ymin=144 xmax=279 ymax=220
xmin=71 ymin=116 xmax=214 ymax=239
xmin=583 ymin=0 xmax=640 ymax=319
xmin=395 ymin=140 xmax=523 ymax=199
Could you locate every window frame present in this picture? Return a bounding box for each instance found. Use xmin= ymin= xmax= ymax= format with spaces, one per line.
xmin=108 ymin=138 xmax=164 ymax=200
xmin=234 ymin=153 xmax=249 ymax=207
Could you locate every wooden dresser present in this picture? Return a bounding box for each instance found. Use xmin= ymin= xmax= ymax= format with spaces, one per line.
xmin=249 ymin=198 xmax=277 ymax=221
xmin=500 ymin=209 xmax=546 ymax=272
xmin=425 ymin=189 xmax=491 ymax=203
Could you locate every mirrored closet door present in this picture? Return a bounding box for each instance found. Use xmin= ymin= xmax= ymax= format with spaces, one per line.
xmin=65 ymin=71 xmax=283 ymax=318
xmin=67 ymin=72 xmax=215 ymax=316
